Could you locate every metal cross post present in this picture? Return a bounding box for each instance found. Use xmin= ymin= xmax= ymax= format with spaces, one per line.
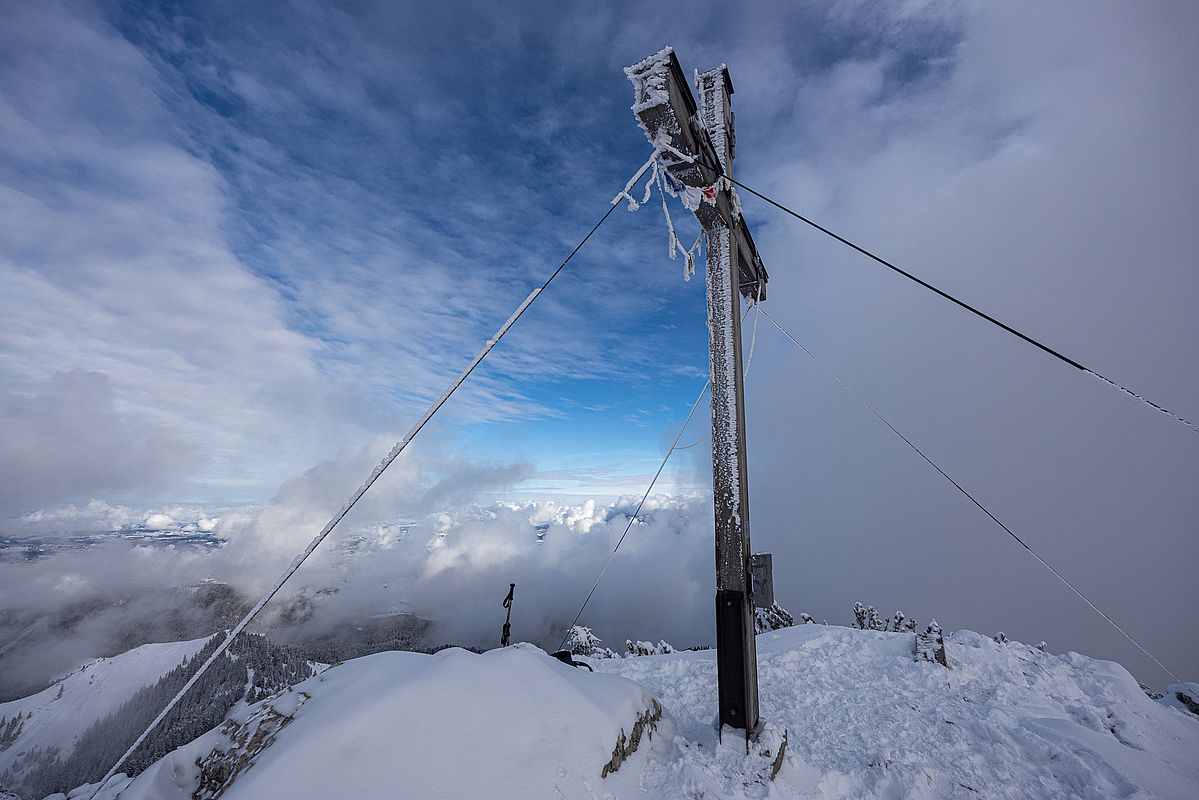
xmin=625 ymin=48 xmax=769 ymax=739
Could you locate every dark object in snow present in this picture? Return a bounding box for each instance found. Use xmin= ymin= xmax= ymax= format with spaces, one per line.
xmin=550 ymin=650 xmax=594 ymax=672
xmin=1173 ymin=685 xmax=1199 ymax=715
xmin=771 ymin=729 xmax=788 ymax=780
xmin=500 ymin=583 xmax=515 ymax=647
xmin=749 ymin=553 xmax=774 ymax=608
xmin=0 ymin=713 xmax=24 ymax=753
xmin=915 ymin=620 xmax=949 ymax=668
xmin=760 ymin=726 xmax=788 ymax=781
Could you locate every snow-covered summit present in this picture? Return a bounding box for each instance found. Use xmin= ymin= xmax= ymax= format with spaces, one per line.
xmin=76 ymin=625 xmax=1198 ymax=799
xmin=88 ymin=645 xmax=670 ymax=800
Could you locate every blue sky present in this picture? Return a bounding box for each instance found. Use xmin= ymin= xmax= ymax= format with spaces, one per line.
xmin=2 ymin=1 xmax=1198 ymax=679
xmin=0 ymin=1 xmax=967 ymax=508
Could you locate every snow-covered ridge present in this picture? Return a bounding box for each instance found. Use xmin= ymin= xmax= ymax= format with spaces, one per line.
xmin=70 ymin=624 xmax=1199 ymax=800
xmin=94 ymin=645 xmax=668 ymax=800
xmin=0 ymin=637 xmax=213 ymax=777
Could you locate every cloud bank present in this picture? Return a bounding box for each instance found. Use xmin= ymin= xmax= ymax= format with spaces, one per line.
xmin=1 ymin=0 xmax=1196 ymax=690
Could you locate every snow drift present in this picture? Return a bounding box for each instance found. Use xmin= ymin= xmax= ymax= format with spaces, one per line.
xmin=69 ymin=625 xmax=1199 ymax=799
xmin=84 ymin=645 xmax=672 ymax=800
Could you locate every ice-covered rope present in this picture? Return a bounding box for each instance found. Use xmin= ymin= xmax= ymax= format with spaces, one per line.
xmin=1087 ymin=371 xmax=1199 ymax=435
xmin=612 ymin=151 xmax=660 ymax=211
xmin=655 ymin=165 xmax=681 ymax=258
xmin=619 ymin=145 xmax=706 ymax=281
xmin=745 ymin=300 xmax=762 ymax=376
xmin=86 ymin=170 xmax=646 ymax=798
xmin=711 ymin=168 xmax=1199 ymax=439
xmin=557 ymin=379 xmax=710 ymax=652
xmin=759 ymin=306 xmax=1180 ymax=683
xmin=559 ymin=303 xmax=765 ymax=639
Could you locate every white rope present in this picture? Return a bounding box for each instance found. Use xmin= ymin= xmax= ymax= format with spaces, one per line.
xmin=88 ymin=153 xmax=660 ymax=796
xmin=91 ymin=287 xmax=546 ymax=795
xmin=558 ymin=292 xmax=767 ymax=642
xmin=655 ymin=162 xmax=683 ymax=265
xmin=745 ymin=301 xmax=762 ymax=376
xmin=558 ymin=378 xmax=710 ymax=650
xmin=613 ymin=150 xmax=661 ymax=210
xmin=1087 ymin=371 xmax=1199 ymax=435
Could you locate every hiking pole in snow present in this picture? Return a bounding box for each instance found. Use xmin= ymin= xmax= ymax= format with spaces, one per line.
xmin=501 ymin=583 xmax=515 ymax=647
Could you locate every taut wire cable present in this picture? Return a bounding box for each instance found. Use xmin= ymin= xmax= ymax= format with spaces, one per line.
xmin=713 ymin=169 xmax=1199 ymax=438
xmin=87 ymin=184 xmax=629 ymax=797
xmin=759 ymin=305 xmax=1179 ymax=682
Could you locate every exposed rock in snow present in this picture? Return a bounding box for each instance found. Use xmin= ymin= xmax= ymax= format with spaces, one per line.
xmin=1164 ymin=682 xmax=1199 ymax=716
xmin=192 ymin=690 xmax=311 ymax=799
xmin=600 ymin=699 xmax=663 ymax=778
xmin=915 ymin=618 xmax=948 ymax=668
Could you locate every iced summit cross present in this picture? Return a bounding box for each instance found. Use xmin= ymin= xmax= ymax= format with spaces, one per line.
xmin=625 ymin=47 xmax=769 ymax=738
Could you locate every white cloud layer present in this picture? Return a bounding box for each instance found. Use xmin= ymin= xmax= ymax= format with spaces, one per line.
xmin=1 ymin=0 xmax=1196 ymax=688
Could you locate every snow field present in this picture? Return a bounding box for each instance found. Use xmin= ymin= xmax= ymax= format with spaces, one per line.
xmin=595 ymin=625 xmax=1199 ymax=798
xmin=76 ymin=624 xmax=1199 ymax=799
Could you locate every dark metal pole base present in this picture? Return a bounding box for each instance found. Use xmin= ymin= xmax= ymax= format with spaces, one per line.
xmin=716 ymin=589 xmax=760 ymax=735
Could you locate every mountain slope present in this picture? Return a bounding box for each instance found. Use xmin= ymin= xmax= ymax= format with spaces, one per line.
xmin=0 ymin=637 xmax=213 ymax=778
xmin=75 ymin=626 xmax=1199 ymax=799
xmin=2 ymin=633 xmax=323 ymax=799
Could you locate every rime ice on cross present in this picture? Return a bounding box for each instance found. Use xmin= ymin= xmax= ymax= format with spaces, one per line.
xmin=625 ymin=47 xmax=769 ymax=739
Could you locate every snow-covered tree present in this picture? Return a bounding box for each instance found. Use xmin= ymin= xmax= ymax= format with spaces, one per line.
xmin=564 ymin=626 xmax=619 ymax=659
xmin=0 ymin=713 xmax=24 ymax=752
xmin=852 ymin=602 xmax=868 ymax=629
xmin=754 ymin=602 xmax=796 ymax=633
xmin=994 ymin=632 xmax=1009 ymax=645
xmin=853 ymin=603 xmax=920 ymax=633
xmin=866 ymin=606 xmax=886 ymax=631
xmin=625 ymin=639 xmax=675 ymax=657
